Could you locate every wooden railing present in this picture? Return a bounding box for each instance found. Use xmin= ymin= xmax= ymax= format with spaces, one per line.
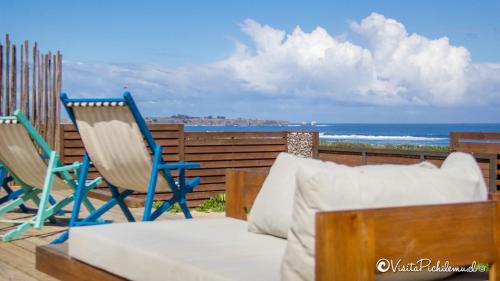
xmin=60 ymin=123 xmax=500 ymax=206
xmin=318 ymin=146 xmax=498 ymax=194
xmin=450 ymin=132 xmax=500 ymax=194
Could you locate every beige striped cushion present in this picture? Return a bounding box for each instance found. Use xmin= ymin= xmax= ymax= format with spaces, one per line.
xmin=72 ymin=105 xmax=170 ymax=192
xmin=0 ymin=123 xmax=69 ymax=190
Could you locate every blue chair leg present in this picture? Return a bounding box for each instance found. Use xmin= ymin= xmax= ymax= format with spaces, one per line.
xmin=177 ymin=167 xmax=192 ymax=219
xmin=51 ymin=188 xmax=134 ymax=244
xmin=69 ymin=154 xmax=91 ymax=227
xmin=1 ymin=181 xmax=31 ymax=213
xmin=142 ymin=145 xmax=162 ymax=221
xmin=109 ymin=185 xmax=135 ymax=222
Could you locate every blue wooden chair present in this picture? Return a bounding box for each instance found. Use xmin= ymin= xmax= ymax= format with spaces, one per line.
xmin=0 ymin=111 xmax=102 ymax=241
xmin=52 ymin=92 xmax=200 ymax=243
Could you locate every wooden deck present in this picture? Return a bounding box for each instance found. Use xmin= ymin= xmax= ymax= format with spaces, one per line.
xmin=0 ymin=189 xmax=222 ymax=281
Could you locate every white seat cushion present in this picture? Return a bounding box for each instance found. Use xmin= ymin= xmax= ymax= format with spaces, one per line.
xmin=69 ymin=218 xmax=286 ymax=281
xmin=248 ymin=152 xmax=332 ymax=238
xmin=281 ymin=152 xmax=488 ymax=281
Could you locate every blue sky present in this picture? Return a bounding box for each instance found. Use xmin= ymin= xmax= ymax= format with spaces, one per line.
xmin=1 ymin=1 xmax=499 ymax=123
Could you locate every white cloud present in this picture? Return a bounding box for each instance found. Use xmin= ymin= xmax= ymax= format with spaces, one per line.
xmin=64 ymin=13 xmax=500 ymax=110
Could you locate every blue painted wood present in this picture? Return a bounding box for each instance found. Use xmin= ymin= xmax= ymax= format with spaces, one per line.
xmin=69 ymin=153 xmax=91 ymax=226
xmin=51 ymin=189 xmax=134 ymax=244
xmin=109 ymin=185 xmax=135 ymax=222
xmin=142 ymin=145 xmax=162 ymax=221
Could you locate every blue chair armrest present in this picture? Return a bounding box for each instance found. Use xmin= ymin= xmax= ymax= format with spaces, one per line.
xmin=158 ymin=162 xmax=200 ymax=170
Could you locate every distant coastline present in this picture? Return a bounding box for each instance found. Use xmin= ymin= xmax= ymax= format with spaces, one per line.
xmin=145 ymin=114 xmax=289 ymax=126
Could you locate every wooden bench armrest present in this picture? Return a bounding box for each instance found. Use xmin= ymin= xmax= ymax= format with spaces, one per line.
xmin=225 ymin=168 xmax=268 ymax=220
xmin=316 ymin=201 xmax=500 ymax=281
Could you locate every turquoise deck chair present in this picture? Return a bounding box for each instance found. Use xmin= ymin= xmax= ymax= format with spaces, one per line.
xmin=0 ymin=111 xmax=102 ymax=241
xmin=52 ymin=92 xmax=200 ymax=244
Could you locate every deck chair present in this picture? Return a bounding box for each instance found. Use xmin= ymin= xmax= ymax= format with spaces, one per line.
xmin=0 ymin=111 xmax=102 ymax=241
xmin=52 ymin=92 xmax=200 ymax=243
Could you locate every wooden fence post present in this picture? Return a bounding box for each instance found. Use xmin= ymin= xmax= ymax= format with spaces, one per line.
xmin=0 ymin=44 xmax=3 ymax=115
xmin=5 ymin=34 xmax=10 ymax=115
xmin=10 ymin=44 xmax=16 ymax=113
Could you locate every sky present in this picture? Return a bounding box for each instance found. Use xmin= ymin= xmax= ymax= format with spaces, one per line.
xmin=1 ymin=0 xmax=499 ymax=123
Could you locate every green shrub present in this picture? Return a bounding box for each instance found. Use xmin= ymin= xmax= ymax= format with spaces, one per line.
xmin=152 ymin=200 xmax=182 ymax=213
xmin=196 ymin=193 xmax=226 ymax=213
xmin=319 ymin=141 xmax=449 ymax=152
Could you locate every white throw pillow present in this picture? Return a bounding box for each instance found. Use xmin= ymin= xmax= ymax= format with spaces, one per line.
xmin=248 ymin=152 xmax=331 ymax=238
xmin=281 ymin=152 xmax=487 ymax=281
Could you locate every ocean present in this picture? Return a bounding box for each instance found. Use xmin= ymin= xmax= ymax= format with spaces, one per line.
xmin=185 ymin=123 xmax=500 ymax=146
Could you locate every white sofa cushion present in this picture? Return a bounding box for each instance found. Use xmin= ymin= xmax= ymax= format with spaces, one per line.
xmin=248 ymin=152 xmax=331 ymax=238
xmin=281 ymin=152 xmax=487 ymax=281
xmin=69 ymin=218 xmax=286 ymax=281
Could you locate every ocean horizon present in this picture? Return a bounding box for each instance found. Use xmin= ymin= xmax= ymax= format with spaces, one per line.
xmin=185 ymin=123 xmax=500 ymax=146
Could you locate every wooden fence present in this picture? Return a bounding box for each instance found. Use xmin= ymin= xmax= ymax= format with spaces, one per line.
xmin=60 ymin=124 xmax=291 ymax=207
xmin=450 ymin=132 xmax=500 ymax=193
xmin=318 ymin=146 xmax=498 ymax=194
xmin=60 ymin=123 xmax=500 ymax=206
xmin=0 ymin=34 xmax=62 ymax=149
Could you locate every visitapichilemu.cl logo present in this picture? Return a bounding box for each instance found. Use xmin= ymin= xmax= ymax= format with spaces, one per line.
xmin=376 ymin=258 xmax=490 ymax=273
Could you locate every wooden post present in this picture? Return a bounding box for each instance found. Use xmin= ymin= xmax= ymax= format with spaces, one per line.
xmin=20 ymin=44 xmax=24 ymax=113
xmin=10 ymin=44 xmax=16 ymax=113
xmin=0 ymin=44 xmax=3 ymax=116
xmin=5 ymin=34 xmax=10 ymax=115
xmin=51 ymin=53 xmax=57 ymax=148
xmin=37 ymin=51 xmax=43 ymax=132
xmin=31 ymin=42 xmax=37 ymax=123
xmin=46 ymin=53 xmax=52 ymax=146
xmin=44 ymin=53 xmax=49 ymax=139
xmin=56 ymin=52 xmax=62 ymax=152
xmin=312 ymin=131 xmax=320 ymax=159
xmin=23 ymin=40 xmax=29 ymax=117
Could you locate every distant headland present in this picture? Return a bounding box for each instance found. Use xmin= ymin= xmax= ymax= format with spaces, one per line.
xmin=145 ymin=114 xmax=289 ymax=126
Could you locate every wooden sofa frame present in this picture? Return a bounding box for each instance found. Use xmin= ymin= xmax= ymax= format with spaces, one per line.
xmin=36 ymin=168 xmax=499 ymax=281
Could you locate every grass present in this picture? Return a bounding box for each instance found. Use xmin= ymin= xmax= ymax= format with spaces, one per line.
xmin=152 ymin=193 xmax=226 ymax=213
xmin=319 ymin=141 xmax=449 ymax=152
xmin=196 ymin=193 xmax=226 ymax=213
xmin=152 ymin=200 xmax=182 ymax=213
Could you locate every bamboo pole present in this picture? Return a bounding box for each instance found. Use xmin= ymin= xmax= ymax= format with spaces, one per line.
xmin=20 ymin=44 xmax=24 ymax=113
xmin=0 ymin=44 xmax=3 ymax=115
xmin=50 ymin=53 xmax=56 ymax=148
xmin=44 ymin=53 xmax=49 ymax=140
xmin=37 ymin=51 xmax=43 ymax=132
xmin=0 ymin=34 xmax=63 ymax=147
xmin=5 ymin=34 xmax=10 ymax=115
xmin=55 ymin=51 xmax=62 ymax=152
xmin=10 ymin=44 xmax=16 ymax=112
xmin=23 ymin=40 xmax=29 ymax=116
xmin=31 ymin=42 xmax=37 ymax=123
